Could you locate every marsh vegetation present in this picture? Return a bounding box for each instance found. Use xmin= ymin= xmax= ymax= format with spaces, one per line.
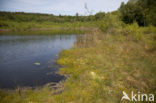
xmin=0 ymin=0 xmax=156 ymax=103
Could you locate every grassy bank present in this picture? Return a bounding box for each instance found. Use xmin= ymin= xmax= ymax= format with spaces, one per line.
xmin=0 ymin=0 xmax=156 ymax=102
xmin=0 ymin=21 xmax=98 ymax=35
xmin=0 ymin=22 xmax=156 ymax=102
xmin=0 ymin=11 xmax=99 ymax=35
xmin=56 ymin=24 xmax=156 ymax=103
xmin=0 ymin=27 xmax=96 ymax=35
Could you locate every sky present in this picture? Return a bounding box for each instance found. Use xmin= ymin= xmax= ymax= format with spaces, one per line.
xmin=0 ymin=0 xmax=129 ymax=15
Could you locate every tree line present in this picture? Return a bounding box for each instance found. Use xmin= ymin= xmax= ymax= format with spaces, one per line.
xmin=0 ymin=11 xmax=105 ymax=23
xmin=119 ymin=0 xmax=156 ymax=26
xmin=0 ymin=0 xmax=156 ymax=27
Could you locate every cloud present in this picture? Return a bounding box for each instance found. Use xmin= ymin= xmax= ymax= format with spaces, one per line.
xmin=0 ymin=0 xmax=129 ymax=15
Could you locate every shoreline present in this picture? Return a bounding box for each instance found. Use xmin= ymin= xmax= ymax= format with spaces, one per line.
xmin=0 ymin=27 xmax=98 ymax=35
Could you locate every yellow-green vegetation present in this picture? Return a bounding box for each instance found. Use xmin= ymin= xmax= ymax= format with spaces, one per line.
xmin=56 ymin=24 xmax=156 ymax=103
xmin=0 ymin=0 xmax=156 ymax=102
xmin=0 ymin=20 xmax=97 ymax=35
xmin=0 ymin=12 xmax=100 ymax=34
xmin=0 ymin=14 xmax=156 ymax=102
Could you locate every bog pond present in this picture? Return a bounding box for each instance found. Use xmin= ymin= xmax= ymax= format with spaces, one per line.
xmin=0 ymin=34 xmax=76 ymax=89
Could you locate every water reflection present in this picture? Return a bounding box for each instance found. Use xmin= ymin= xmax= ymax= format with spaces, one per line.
xmin=0 ymin=34 xmax=76 ymax=89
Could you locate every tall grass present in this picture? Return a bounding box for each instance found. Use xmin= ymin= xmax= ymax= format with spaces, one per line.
xmin=56 ymin=25 xmax=156 ymax=103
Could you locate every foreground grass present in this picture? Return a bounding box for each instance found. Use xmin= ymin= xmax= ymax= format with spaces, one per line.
xmin=56 ymin=26 xmax=156 ymax=103
xmin=0 ymin=25 xmax=156 ymax=103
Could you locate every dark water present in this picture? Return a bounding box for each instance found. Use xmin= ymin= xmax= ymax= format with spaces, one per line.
xmin=0 ymin=34 xmax=76 ymax=89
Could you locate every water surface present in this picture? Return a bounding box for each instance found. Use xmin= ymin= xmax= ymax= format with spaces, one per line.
xmin=0 ymin=34 xmax=76 ymax=89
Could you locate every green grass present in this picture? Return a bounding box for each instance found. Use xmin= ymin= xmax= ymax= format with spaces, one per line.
xmin=0 ymin=23 xmax=156 ymax=103
xmin=56 ymin=26 xmax=156 ymax=103
xmin=0 ymin=4 xmax=156 ymax=103
xmin=0 ymin=20 xmax=98 ymax=35
xmin=0 ymin=12 xmax=99 ymax=35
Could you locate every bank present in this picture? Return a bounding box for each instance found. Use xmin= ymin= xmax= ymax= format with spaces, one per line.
xmin=0 ymin=23 xmax=156 ymax=102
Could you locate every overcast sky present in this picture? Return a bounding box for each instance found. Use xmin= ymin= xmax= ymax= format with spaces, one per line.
xmin=0 ymin=0 xmax=129 ymax=15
